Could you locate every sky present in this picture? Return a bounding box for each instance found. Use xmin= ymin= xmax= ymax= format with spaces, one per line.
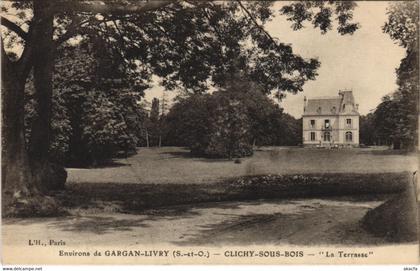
xmin=145 ymin=1 xmax=406 ymax=118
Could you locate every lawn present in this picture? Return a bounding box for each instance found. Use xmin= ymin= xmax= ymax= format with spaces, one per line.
xmin=67 ymin=146 xmax=418 ymax=185
xmin=3 ymin=146 xmax=417 ymax=248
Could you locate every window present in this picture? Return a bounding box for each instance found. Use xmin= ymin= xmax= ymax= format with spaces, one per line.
xmin=346 ymin=118 xmax=352 ymax=128
xmin=324 ymin=119 xmax=330 ymax=129
xmin=310 ymin=119 xmax=315 ymax=128
xmin=310 ymin=132 xmax=316 ymax=141
xmin=323 ymin=132 xmax=331 ymax=142
xmin=345 ymin=131 xmax=353 ymax=142
xmin=343 ymin=104 xmax=346 ymax=110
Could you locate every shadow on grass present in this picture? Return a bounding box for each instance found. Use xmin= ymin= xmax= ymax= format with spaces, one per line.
xmin=67 ymin=160 xmax=131 ymax=169
xmin=52 ymin=172 xmax=410 ymax=216
xmin=357 ymin=149 xmax=417 ymax=156
xmin=159 ymin=151 xmax=233 ymax=163
xmin=52 ymin=182 xmax=229 ymax=214
xmin=160 ymin=150 xmax=193 ymax=159
xmin=8 ymin=177 xmax=414 ymax=246
xmin=91 ymin=161 xmax=132 ymax=168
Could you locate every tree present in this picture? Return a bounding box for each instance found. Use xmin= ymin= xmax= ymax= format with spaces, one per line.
xmin=372 ymin=96 xmax=399 ymax=146
xmin=150 ymin=98 xmax=160 ymax=123
xmin=163 ymin=93 xmax=213 ymax=152
xmin=23 ymin=38 xmax=147 ymax=167
xmin=371 ymin=1 xmax=419 ymax=150
xmin=276 ymin=114 xmax=302 ymax=146
xmin=163 ymin=73 xmax=304 ymax=156
xmin=1 ymin=0 xmax=359 ymax=216
xmin=146 ymin=97 xmax=163 ymax=147
xmin=162 ymin=86 xmax=253 ymax=158
xmin=359 ymin=113 xmax=376 ymax=146
xmin=211 ymin=72 xmax=301 ymax=147
xmin=206 ymin=96 xmax=252 ymax=159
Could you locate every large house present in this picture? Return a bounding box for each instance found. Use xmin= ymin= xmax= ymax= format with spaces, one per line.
xmin=302 ymin=90 xmax=359 ymax=147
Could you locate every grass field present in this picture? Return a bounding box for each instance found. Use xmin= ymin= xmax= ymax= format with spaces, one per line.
xmin=3 ymin=146 xmax=417 ymax=246
xmin=67 ymin=146 xmax=418 ymax=184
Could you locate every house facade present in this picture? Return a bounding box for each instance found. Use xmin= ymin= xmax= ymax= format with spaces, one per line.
xmin=302 ymin=90 xmax=359 ymax=147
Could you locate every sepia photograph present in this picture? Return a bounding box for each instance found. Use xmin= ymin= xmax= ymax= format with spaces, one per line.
xmin=1 ymin=0 xmax=419 ymax=266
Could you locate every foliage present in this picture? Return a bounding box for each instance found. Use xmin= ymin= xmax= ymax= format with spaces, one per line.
xmin=143 ymin=97 xmax=164 ymax=147
xmin=6 ymin=1 xmax=361 ymax=159
xmin=150 ymin=98 xmax=160 ymax=123
xmin=359 ymin=113 xmax=376 ymax=146
xmin=163 ymin=93 xmax=213 ymax=151
xmin=370 ymin=1 xmax=419 ymax=150
xmin=24 ymin=38 xmax=148 ymax=166
xmin=2 ymin=1 xmax=360 ymax=97
xmin=61 ymin=40 xmax=147 ymax=166
xmin=280 ymin=1 xmax=359 ymax=35
xmin=383 ymin=1 xmax=418 ymax=49
xmin=164 ymin=91 xmax=253 ymax=158
xmin=215 ymin=74 xmax=302 ymax=146
xmin=1 ymin=0 xmax=361 ymax=214
xmin=163 ymin=74 xmax=301 ymax=157
xmin=24 ymin=74 xmax=73 ymax=162
xmin=205 ymin=94 xmax=252 ymax=158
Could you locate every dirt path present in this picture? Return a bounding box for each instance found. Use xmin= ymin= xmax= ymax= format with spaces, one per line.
xmin=3 ymin=198 xmax=390 ymax=247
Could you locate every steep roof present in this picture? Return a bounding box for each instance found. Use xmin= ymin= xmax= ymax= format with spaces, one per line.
xmin=303 ymin=90 xmax=359 ymax=116
xmin=304 ymin=97 xmax=341 ymax=115
xmin=340 ymin=90 xmax=355 ymax=105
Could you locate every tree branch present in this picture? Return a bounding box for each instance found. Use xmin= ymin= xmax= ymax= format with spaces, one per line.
xmin=1 ymin=19 xmax=32 ymax=77
xmin=1 ymin=16 xmax=29 ymax=41
xmin=1 ymin=35 xmax=12 ymax=68
xmin=55 ymin=0 xmax=178 ymax=15
xmin=111 ymin=19 xmax=127 ymax=48
xmin=53 ymin=1 xmax=180 ymax=45
xmin=236 ymin=1 xmax=278 ymax=47
xmin=203 ymin=7 xmax=223 ymax=42
xmin=17 ymin=25 xmax=34 ymax=78
xmin=54 ymin=17 xmax=84 ymax=47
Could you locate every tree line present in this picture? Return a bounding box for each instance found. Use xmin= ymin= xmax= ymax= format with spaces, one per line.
xmin=359 ymin=1 xmax=418 ymax=151
xmin=23 ymin=34 xmax=303 ymax=168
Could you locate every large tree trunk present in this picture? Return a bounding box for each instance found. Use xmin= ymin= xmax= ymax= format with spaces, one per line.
xmin=2 ymin=63 xmax=33 ymax=214
xmin=1 ymin=58 xmax=59 ymax=217
xmin=1 ymin=2 xmax=63 ymax=217
xmin=29 ymin=1 xmax=67 ymax=191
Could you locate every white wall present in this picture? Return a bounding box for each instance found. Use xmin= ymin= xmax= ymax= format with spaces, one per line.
xmin=338 ymin=115 xmax=359 ymax=144
xmin=303 ymin=115 xmax=359 ymax=145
